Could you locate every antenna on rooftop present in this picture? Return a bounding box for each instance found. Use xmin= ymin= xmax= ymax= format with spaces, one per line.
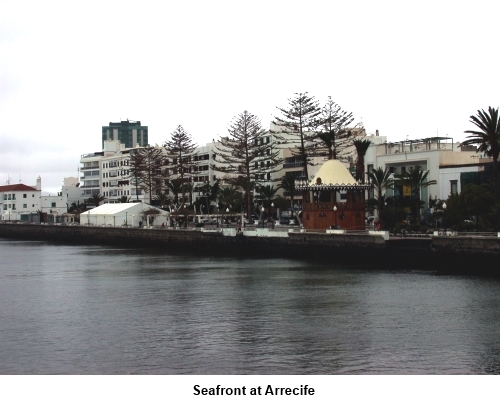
xmin=6 ymin=175 xmax=12 ymax=185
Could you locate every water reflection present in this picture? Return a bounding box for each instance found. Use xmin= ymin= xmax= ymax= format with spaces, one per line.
xmin=1 ymin=239 xmax=500 ymax=374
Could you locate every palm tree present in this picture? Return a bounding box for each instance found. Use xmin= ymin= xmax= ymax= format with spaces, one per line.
xmin=278 ymin=173 xmax=296 ymax=210
xmin=396 ymin=167 xmax=436 ymax=218
xmin=217 ymin=185 xmax=243 ymax=211
xmin=87 ymin=193 xmax=105 ymax=207
xmin=153 ymin=192 xmax=171 ymax=208
xmin=255 ymin=184 xmax=280 ymax=207
xmin=461 ymin=107 xmax=500 ymax=175
xmin=119 ymin=196 xmax=131 ymax=203
xmin=353 ymin=139 xmax=372 ymax=181
xmin=367 ymin=167 xmax=394 ymax=214
xmin=166 ymin=178 xmax=183 ymax=207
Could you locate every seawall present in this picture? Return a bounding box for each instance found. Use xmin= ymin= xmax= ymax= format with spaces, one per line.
xmin=0 ymin=224 xmax=498 ymax=268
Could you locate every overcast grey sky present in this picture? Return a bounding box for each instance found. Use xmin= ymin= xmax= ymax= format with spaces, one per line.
xmin=1 ymin=0 xmax=499 ymax=194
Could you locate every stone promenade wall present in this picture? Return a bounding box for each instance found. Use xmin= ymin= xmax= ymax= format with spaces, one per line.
xmin=1 ymin=224 xmax=499 ymax=264
xmin=0 ymin=224 xmax=386 ymax=260
xmin=431 ymin=236 xmax=500 ymax=257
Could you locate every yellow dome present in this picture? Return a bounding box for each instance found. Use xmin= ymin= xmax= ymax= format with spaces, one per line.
xmin=310 ymin=159 xmax=357 ymax=186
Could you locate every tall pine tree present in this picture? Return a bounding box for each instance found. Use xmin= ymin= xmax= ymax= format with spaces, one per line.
xmin=272 ymin=92 xmax=321 ymax=179
xmin=128 ymin=146 xmax=165 ymax=204
xmin=212 ymin=110 xmax=282 ymax=218
xmin=314 ymin=96 xmax=356 ymax=161
xmin=164 ymin=125 xmax=197 ymax=206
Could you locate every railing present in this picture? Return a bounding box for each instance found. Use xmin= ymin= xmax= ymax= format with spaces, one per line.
xmin=302 ymin=202 xmax=365 ymax=210
xmin=81 ymin=165 xmax=100 ymax=170
xmin=81 ymin=153 xmax=103 ymax=159
xmin=283 ymin=162 xmax=304 ymax=168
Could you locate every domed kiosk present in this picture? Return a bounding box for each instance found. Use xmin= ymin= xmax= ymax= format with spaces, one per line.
xmin=295 ymin=159 xmax=372 ymax=230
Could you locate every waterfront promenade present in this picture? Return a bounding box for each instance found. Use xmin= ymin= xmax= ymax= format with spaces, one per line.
xmin=1 ymin=222 xmax=499 ymax=268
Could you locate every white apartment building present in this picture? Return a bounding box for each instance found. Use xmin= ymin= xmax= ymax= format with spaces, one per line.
xmin=80 ymin=140 xmax=148 ymax=204
xmin=364 ymin=135 xmax=492 ymax=212
xmin=0 ymin=177 xmax=41 ymax=220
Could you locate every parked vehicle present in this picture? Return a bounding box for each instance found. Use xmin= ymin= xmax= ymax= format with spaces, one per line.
xmin=279 ymin=216 xmax=290 ymax=225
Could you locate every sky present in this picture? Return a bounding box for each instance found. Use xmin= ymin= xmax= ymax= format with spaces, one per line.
xmin=1 ymin=0 xmax=499 ymax=194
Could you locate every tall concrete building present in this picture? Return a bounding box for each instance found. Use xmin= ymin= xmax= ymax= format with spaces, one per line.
xmin=102 ymin=120 xmax=148 ymax=149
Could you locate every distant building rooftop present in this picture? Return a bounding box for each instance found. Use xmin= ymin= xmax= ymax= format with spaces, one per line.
xmin=0 ymin=184 xmax=37 ymax=192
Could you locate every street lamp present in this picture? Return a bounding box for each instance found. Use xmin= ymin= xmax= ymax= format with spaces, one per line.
xmin=271 ymin=202 xmax=275 ymax=219
xmin=442 ymin=202 xmax=447 ymax=235
xmin=225 ymin=207 xmax=229 ymax=227
xmin=333 ymin=205 xmax=338 ymax=229
xmin=261 ymin=206 xmax=265 ymax=228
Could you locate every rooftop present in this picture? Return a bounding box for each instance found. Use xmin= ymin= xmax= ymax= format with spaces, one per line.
xmin=0 ymin=184 xmax=37 ymax=192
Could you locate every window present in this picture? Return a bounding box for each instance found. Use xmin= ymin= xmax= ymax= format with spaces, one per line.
xmin=23 ymin=204 xmax=27 ymax=208
xmin=51 ymin=202 xmax=56 ymax=208
xmin=3 ymin=204 xmax=6 ymax=210
xmin=32 ymin=204 xmax=35 ymax=207
xmin=450 ymin=180 xmax=458 ymax=195
xmin=32 ymin=194 xmax=35 ymax=197
xmin=23 ymin=194 xmax=27 ymax=198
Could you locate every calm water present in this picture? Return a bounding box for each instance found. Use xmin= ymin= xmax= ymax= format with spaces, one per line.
xmin=1 ymin=238 xmax=499 ymax=374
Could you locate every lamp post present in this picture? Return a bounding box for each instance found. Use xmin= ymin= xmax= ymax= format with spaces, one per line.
xmin=261 ymin=206 xmax=265 ymax=228
xmin=333 ymin=205 xmax=338 ymax=229
xmin=442 ymin=202 xmax=447 ymax=235
xmin=225 ymin=207 xmax=229 ymax=228
xmin=271 ymin=202 xmax=274 ymax=219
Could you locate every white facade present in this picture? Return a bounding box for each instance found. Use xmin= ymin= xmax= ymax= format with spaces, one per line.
xmin=40 ymin=194 xmax=68 ymax=215
xmin=100 ymin=141 xmax=146 ymax=203
xmin=364 ymin=136 xmax=492 ymax=210
xmin=0 ymin=177 xmax=42 ymax=220
xmin=80 ymin=140 xmax=148 ymax=204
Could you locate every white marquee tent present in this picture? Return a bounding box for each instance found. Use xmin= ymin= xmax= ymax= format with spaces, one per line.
xmin=80 ymin=202 xmax=170 ymax=227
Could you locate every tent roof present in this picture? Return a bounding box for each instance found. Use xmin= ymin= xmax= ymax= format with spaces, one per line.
xmin=81 ymin=202 xmax=169 ymax=216
xmin=311 ymin=159 xmax=357 ymax=186
xmin=295 ymin=159 xmax=372 ymax=191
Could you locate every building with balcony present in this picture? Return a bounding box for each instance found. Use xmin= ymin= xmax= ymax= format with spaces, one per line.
xmin=364 ymin=136 xmax=492 ymax=204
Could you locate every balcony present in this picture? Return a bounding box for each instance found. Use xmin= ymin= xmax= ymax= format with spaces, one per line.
xmin=81 ymin=165 xmax=100 ymax=170
xmin=81 ymin=152 xmax=104 ymax=159
xmin=283 ymin=162 xmax=304 ymax=169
